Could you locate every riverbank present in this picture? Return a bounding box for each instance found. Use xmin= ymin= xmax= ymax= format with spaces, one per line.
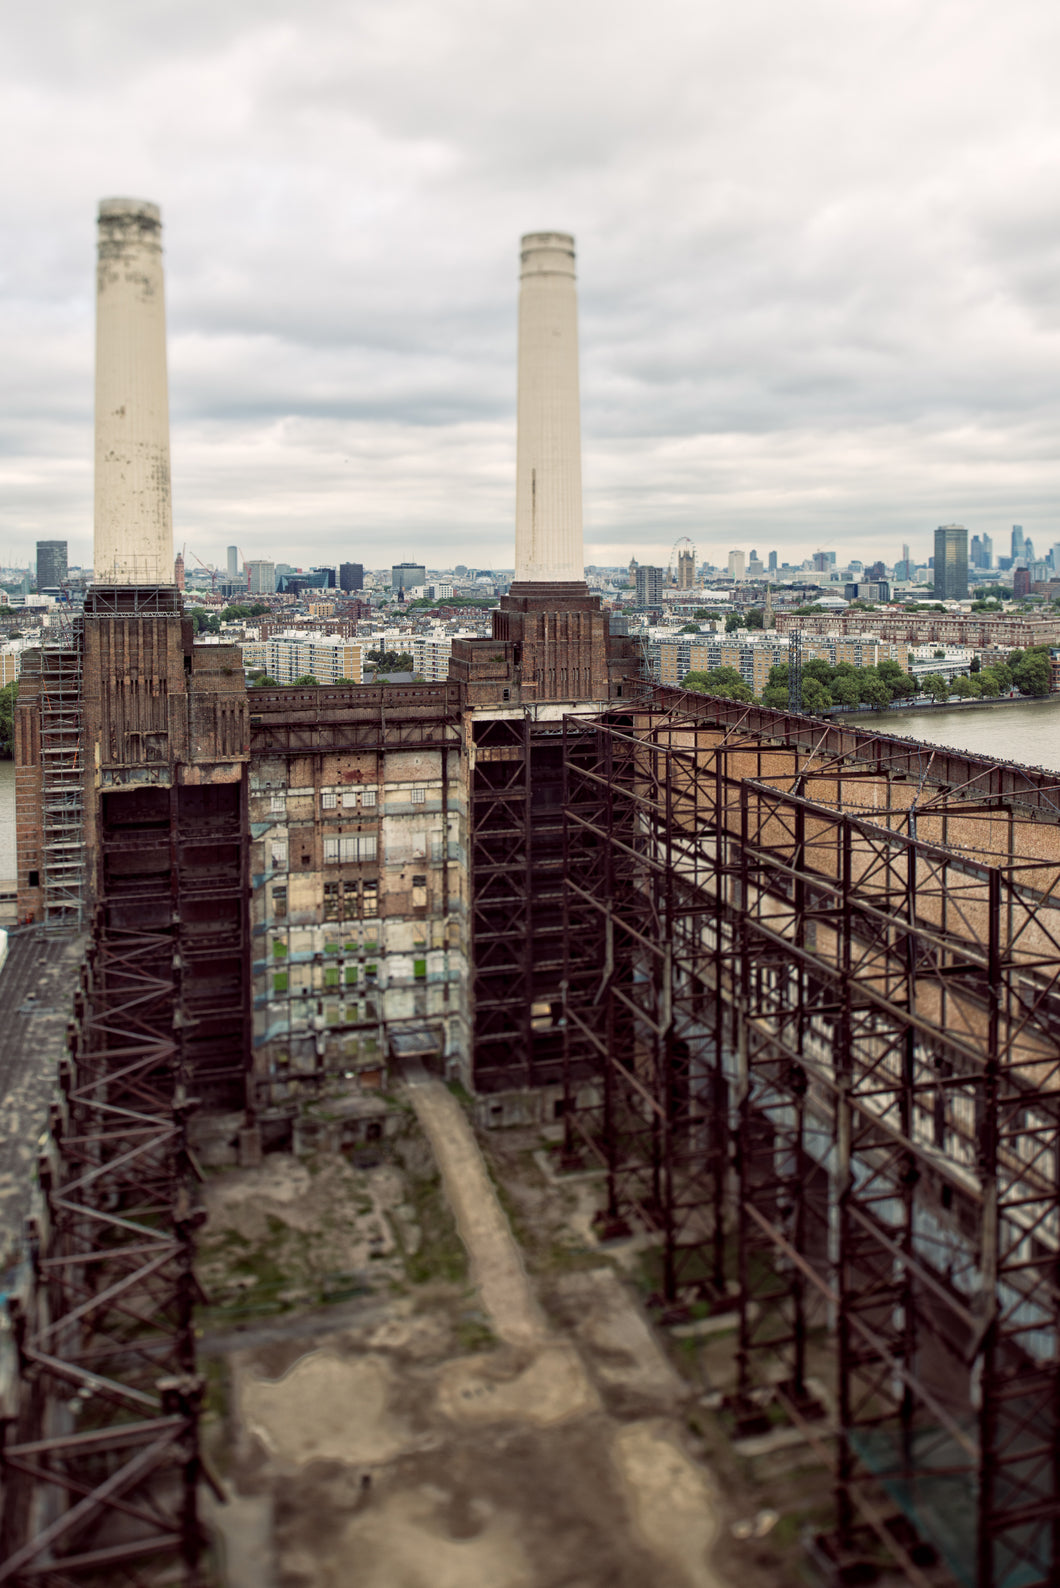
xmin=831 ymin=691 xmax=1057 ymax=716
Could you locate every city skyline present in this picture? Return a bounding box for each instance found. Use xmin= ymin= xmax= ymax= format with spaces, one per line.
xmin=6 ymin=5 xmax=1060 ymax=570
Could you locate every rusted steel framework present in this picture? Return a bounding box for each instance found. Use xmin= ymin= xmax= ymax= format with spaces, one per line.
xmin=0 ymin=919 xmax=207 ymax=1585
xmin=562 ymin=692 xmax=1060 ymax=1588
xmin=470 ymin=714 xmax=533 ymax=1086
xmin=470 ymin=714 xmax=577 ymax=1093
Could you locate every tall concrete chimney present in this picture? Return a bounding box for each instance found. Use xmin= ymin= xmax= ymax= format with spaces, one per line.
xmin=514 ymin=232 xmax=585 ymax=587
xmin=93 ymin=199 xmax=173 ymax=586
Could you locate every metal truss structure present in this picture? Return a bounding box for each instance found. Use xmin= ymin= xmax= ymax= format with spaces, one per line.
xmin=0 ymin=917 xmax=207 ymax=1586
xmin=470 ymin=714 xmax=571 ymax=1092
xmin=0 ymin=768 xmax=237 ymax=1583
xmin=38 ymin=642 xmax=86 ymax=934
xmin=562 ymin=689 xmax=1060 ymax=1588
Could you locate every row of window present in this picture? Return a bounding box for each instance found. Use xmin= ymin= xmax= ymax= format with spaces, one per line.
xmin=272 ymin=876 xmax=384 ymax=920
xmin=268 ymin=786 xmax=432 ymax=815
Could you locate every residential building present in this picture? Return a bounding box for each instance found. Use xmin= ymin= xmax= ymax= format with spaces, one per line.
xmin=635 ymin=565 xmax=665 ymax=605
xmin=243 ymin=632 xmax=363 ymax=684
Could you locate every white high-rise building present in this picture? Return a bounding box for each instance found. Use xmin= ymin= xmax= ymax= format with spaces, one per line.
xmin=728 ymin=550 xmax=746 ymax=580
xmin=513 ymin=233 xmax=584 ymax=586
xmin=93 ymin=200 xmax=173 ymax=585
xmin=246 ymin=560 xmax=276 ymax=595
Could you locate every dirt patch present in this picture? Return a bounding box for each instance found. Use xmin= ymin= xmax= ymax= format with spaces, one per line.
xmin=613 ymin=1420 xmax=724 ymax=1588
xmin=437 ymin=1341 xmax=599 ymax=1427
xmin=239 ymin=1350 xmax=412 ymax=1469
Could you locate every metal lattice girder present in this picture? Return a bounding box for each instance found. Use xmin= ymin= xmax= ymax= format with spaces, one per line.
xmin=1 ymin=907 xmax=208 ymax=1583
xmin=561 ymin=686 xmax=1060 ymax=1588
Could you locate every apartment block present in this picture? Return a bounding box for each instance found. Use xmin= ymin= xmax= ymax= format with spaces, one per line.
xmin=243 ymin=632 xmax=363 ymax=684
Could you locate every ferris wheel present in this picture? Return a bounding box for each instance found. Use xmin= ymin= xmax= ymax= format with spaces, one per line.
xmin=668 ymin=536 xmax=697 ymax=585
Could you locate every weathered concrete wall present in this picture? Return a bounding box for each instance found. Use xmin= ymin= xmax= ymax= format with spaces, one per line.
xmin=93 ymin=200 xmax=173 ymax=585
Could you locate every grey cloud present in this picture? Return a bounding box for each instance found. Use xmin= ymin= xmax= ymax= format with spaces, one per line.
xmin=2 ymin=0 xmax=1060 ymax=570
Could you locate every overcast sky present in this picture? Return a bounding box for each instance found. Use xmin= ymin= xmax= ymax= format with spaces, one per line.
xmin=3 ymin=0 xmax=1060 ymax=573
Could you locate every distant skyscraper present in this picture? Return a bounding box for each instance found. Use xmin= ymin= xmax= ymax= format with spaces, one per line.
xmin=246 ymin=559 xmax=275 ymax=594
xmin=392 ymin=561 xmax=426 ymax=592
xmin=635 ymin=565 xmax=665 ymax=605
xmin=934 ymin=524 xmax=968 ymax=600
xmin=768 ymin=550 xmax=778 ymax=574
xmin=174 ymin=551 xmax=185 ymax=590
xmin=36 ymin=540 xmax=67 ymax=590
xmin=980 ymin=532 xmax=993 ymax=569
xmin=728 ymin=550 xmax=745 ymax=580
xmin=1011 ymin=525 xmax=1025 ymax=563
xmin=227 ymin=546 xmax=239 ymax=578
xmin=339 ymin=562 xmax=364 ymax=592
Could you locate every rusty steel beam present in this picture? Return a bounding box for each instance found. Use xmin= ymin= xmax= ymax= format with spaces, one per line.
xmin=562 ymin=698 xmax=1060 ymax=1587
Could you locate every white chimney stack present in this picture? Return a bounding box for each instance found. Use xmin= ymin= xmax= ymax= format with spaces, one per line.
xmin=93 ymin=199 xmax=173 ymax=586
xmin=514 ymin=232 xmax=585 ymax=585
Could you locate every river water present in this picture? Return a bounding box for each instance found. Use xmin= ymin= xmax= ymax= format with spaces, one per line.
xmin=844 ymin=697 xmax=1060 ymax=775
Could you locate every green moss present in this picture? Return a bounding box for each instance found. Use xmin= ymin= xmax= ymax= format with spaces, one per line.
xmin=455 ymin=1315 xmax=497 ymax=1353
xmin=273 ymin=971 xmax=288 ymax=993
xmin=272 ymin=940 xmax=287 ymax=958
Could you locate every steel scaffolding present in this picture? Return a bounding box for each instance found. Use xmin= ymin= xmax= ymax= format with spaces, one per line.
xmin=562 ymin=692 xmax=1060 ymax=1588
xmin=38 ymin=641 xmax=86 ymax=933
xmin=0 ymin=764 xmax=220 ymax=1581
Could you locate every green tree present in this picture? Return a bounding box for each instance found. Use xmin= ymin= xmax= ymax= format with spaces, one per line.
xmin=0 ymin=680 xmax=16 ymax=757
xmin=800 ymin=677 xmax=832 ymax=714
xmin=188 ymin=607 xmax=221 ymax=635
xmin=977 ymin=668 xmax=1000 ymax=696
xmin=861 ymin=677 xmax=893 ymax=710
xmin=1012 ymin=648 xmax=1052 ymax=697
xmin=693 ymin=608 xmax=710 ymax=620
xmin=367 ymin=648 xmax=414 ymax=672
xmin=969 ymin=655 xmax=981 ymax=672
xmin=828 ymin=675 xmax=863 ymax=708
xmin=292 ymin=674 xmax=319 ymax=686
xmin=922 ymin=674 xmax=950 ymax=702
xmin=679 ymin=623 xmax=700 ymax=634
xmin=803 ymin=658 xmax=835 ymax=686
xmin=886 ymin=672 xmax=918 ymax=700
xmin=950 ymin=675 xmax=981 ymax=697
xmin=683 ymin=666 xmax=754 ymax=702
xmin=250 ymin=674 xmax=279 ymax=687
xmin=992 ymin=662 xmax=1013 ymax=692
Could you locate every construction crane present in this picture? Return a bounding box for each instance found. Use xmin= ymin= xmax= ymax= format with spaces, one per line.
xmin=188 ymin=549 xmax=219 ymax=592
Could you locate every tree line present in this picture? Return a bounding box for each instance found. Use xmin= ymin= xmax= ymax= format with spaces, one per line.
xmin=682 ymin=647 xmax=1054 ymax=710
